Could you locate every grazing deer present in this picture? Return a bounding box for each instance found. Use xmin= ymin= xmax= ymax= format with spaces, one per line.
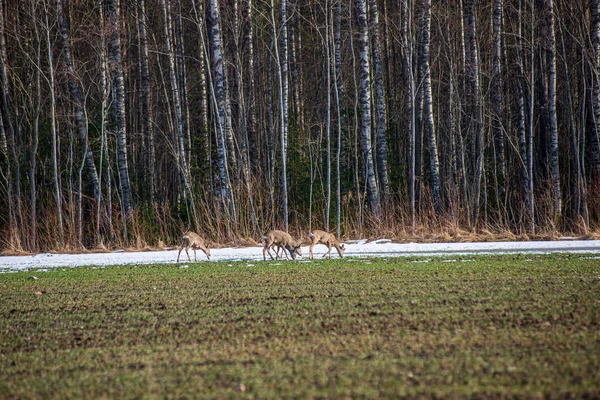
xmin=262 ymin=230 xmax=303 ymax=260
xmin=308 ymin=230 xmax=345 ymax=259
xmin=177 ymin=231 xmax=211 ymax=262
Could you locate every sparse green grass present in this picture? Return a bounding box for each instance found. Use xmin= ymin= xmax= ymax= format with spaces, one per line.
xmin=1 ymin=254 xmax=599 ymax=399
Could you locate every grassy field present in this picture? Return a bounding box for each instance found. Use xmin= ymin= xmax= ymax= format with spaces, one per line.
xmin=1 ymin=254 xmax=599 ymax=399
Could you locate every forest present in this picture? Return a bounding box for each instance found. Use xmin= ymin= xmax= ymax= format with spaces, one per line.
xmin=1 ymin=0 xmax=600 ymax=252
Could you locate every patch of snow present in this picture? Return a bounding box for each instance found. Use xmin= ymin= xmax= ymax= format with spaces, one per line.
xmin=1 ymin=239 xmax=600 ymax=271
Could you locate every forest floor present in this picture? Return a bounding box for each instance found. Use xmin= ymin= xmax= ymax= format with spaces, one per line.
xmin=1 ymin=254 xmax=599 ymax=398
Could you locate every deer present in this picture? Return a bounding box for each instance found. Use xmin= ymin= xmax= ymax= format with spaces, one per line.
xmin=262 ymin=230 xmax=303 ymax=261
xmin=177 ymin=231 xmax=211 ymax=262
xmin=308 ymin=230 xmax=345 ymax=259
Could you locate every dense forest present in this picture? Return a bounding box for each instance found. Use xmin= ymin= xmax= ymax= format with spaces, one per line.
xmin=1 ymin=0 xmax=600 ymax=252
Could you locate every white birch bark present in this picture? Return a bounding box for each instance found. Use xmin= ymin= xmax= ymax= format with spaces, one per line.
xmin=105 ymin=0 xmax=132 ymax=216
xmin=356 ymin=0 xmax=381 ymax=215
xmin=209 ymin=0 xmax=235 ymax=216
xmin=546 ymin=0 xmax=561 ymax=217
xmin=369 ymin=0 xmax=390 ymax=199
xmin=492 ymin=0 xmax=506 ymax=202
xmin=419 ymin=0 xmax=442 ymax=216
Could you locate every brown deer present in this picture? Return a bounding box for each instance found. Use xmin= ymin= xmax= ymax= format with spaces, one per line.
xmin=177 ymin=231 xmax=211 ymax=262
xmin=262 ymin=230 xmax=303 ymax=260
xmin=308 ymin=230 xmax=345 ymax=259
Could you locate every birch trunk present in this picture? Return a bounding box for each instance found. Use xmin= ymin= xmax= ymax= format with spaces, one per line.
xmin=492 ymin=0 xmax=506 ymax=204
xmin=356 ymin=0 xmax=381 ymax=215
xmin=105 ymin=0 xmax=132 ymax=216
xmin=546 ymin=0 xmax=561 ymax=218
xmin=369 ymin=0 xmax=390 ymax=200
xmin=325 ymin=1 xmax=332 ymax=232
xmin=528 ymin=0 xmax=536 ymax=233
xmin=419 ymin=0 xmax=442 ymax=216
xmin=463 ymin=0 xmax=483 ymax=228
xmin=137 ymin=0 xmax=155 ymax=203
xmin=280 ymin=0 xmax=290 ymax=230
xmin=333 ymin=0 xmax=343 ymax=235
xmin=401 ymin=0 xmax=416 ymax=234
xmin=517 ymin=0 xmax=531 ymax=230
xmin=192 ymin=0 xmax=210 ymax=174
xmin=209 ymin=0 xmax=235 ymax=216
xmin=270 ymin=0 xmax=290 ymax=230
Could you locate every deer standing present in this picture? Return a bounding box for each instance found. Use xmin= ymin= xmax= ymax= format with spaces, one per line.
xmin=177 ymin=231 xmax=211 ymax=262
xmin=308 ymin=230 xmax=345 ymax=259
xmin=262 ymin=230 xmax=303 ymax=260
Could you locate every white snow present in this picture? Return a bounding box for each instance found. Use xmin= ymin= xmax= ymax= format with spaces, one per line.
xmin=1 ymin=239 xmax=600 ymax=271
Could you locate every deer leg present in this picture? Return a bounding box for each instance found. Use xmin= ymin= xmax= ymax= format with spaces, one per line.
xmin=194 ymin=248 xmax=197 ymax=262
xmin=264 ymin=241 xmax=275 ymax=260
xmin=177 ymin=247 xmax=183 ymax=262
xmin=309 ymin=244 xmax=314 ymax=260
xmin=185 ymin=248 xmax=191 ymax=262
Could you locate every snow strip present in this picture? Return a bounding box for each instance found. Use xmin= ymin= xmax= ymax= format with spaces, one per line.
xmin=1 ymin=240 xmax=600 ymax=271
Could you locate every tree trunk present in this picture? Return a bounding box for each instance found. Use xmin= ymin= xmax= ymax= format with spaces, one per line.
xmin=463 ymin=0 xmax=483 ymax=228
xmin=325 ymin=0 xmax=332 ymax=232
xmin=105 ymin=0 xmax=132 ymax=217
xmin=356 ymin=0 xmax=381 ymax=215
xmin=138 ymin=0 xmax=155 ymax=204
xmin=546 ymin=0 xmax=561 ymax=219
xmin=0 ymin=0 xmax=22 ymax=248
xmin=369 ymin=0 xmax=390 ymax=200
xmin=271 ymin=0 xmax=290 ymax=230
xmin=492 ymin=0 xmax=506 ymax=205
xmin=209 ymin=0 xmax=236 ymax=219
xmin=29 ymin=0 xmax=41 ymax=252
xmin=333 ymin=0 xmax=343 ymax=235
xmin=401 ymin=0 xmax=416 ymax=234
xmin=528 ymin=0 xmax=536 ymax=233
xmin=419 ymin=0 xmax=442 ymax=216
xmin=160 ymin=0 xmax=198 ymax=229
xmin=517 ymin=0 xmax=531 ymax=231
xmin=44 ymin=3 xmax=65 ymax=246
xmin=590 ymin=0 xmax=600 ymax=177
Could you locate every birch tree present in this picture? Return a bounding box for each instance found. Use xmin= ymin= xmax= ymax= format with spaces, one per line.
xmin=137 ymin=0 xmax=155 ymax=203
xmin=463 ymin=0 xmax=483 ymax=227
xmin=209 ymin=0 xmax=235 ymax=218
xmin=492 ymin=0 xmax=506 ymax=203
xmin=546 ymin=0 xmax=561 ymax=218
xmin=105 ymin=0 xmax=132 ymax=216
xmin=270 ymin=0 xmax=290 ymax=230
xmin=419 ymin=0 xmax=442 ymax=216
xmin=369 ymin=0 xmax=390 ymax=199
xmin=356 ymin=0 xmax=381 ymax=215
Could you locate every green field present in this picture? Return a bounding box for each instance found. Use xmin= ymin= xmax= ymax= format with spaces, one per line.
xmin=1 ymin=255 xmax=599 ymax=399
